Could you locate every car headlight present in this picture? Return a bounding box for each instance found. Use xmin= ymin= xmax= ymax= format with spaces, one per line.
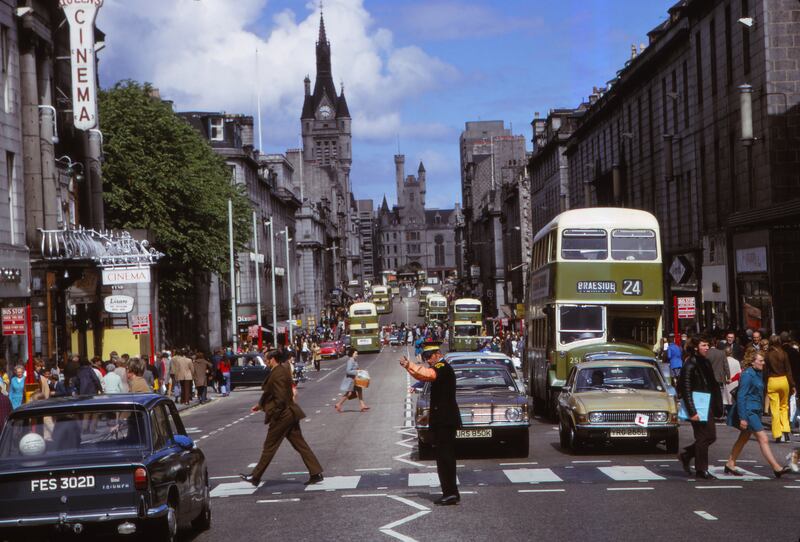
xmin=651 ymin=411 xmax=668 ymax=423
xmin=505 ymin=407 xmax=523 ymax=422
xmin=588 ymin=412 xmax=604 ymax=424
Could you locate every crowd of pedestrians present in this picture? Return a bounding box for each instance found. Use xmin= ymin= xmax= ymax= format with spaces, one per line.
xmin=669 ymin=328 xmax=799 ymax=479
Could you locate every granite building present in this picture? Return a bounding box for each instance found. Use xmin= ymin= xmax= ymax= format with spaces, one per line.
xmin=557 ymin=0 xmax=800 ymax=333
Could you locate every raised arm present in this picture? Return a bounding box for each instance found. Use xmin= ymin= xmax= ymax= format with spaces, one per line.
xmin=399 ymin=356 xmax=436 ymax=382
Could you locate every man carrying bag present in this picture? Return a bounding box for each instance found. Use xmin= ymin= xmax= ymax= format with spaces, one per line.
xmin=678 ymin=336 xmax=723 ymax=479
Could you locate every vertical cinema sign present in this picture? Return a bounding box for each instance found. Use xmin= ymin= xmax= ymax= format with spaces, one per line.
xmin=60 ymin=0 xmax=103 ymax=130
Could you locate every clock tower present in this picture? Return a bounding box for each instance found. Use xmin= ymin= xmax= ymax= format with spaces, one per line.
xmin=294 ymin=10 xmax=354 ymax=323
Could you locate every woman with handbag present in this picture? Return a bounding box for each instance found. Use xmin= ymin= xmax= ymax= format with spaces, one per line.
xmin=334 ymin=348 xmax=369 ymax=412
xmin=724 ymin=351 xmax=790 ymax=478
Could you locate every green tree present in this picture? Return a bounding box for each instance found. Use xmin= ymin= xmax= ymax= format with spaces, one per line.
xmin=99 ymin=80 xmax=252 ymax=330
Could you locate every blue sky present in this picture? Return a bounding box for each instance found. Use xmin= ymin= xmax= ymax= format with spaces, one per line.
xmin=97 ymin=0 xmax=675 ymax=209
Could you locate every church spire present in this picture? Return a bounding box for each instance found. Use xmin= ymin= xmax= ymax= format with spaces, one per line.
xmin=312 ymin=9 xmax=337 ymax=109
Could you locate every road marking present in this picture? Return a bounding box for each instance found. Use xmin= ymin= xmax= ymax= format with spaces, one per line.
xmin=518 ymin=489 xmax=565 ymax=493
xmin=282 ymin=471 xmax=308 ymax=475
xmin=257 ymin=498 xmax=300 ymax=503
xmin=210 ymin=476 xmax=240 ymax=480
xmin=247 ymin=463 xmax=257 ymax=468
xmin=355 ymin=467 xmax=392 ymax=472
xmin=644 ymin=459 xmax=677 ymax=462
xmin=572 ymin=460 xmax=611 ymax=464
xmin=500 ymin=462 xmax=539 ymax=466
xmin=716 ymin=459 xmax=756 ymax=463
xmin=503 ymin=468 xmax=563 ymax=484
xmin=599 ymin=466 xmax=665 ymax=481
xmin=210 ymin=481 xmax=261 ymax=498
xmin=694 ymin=511 xmax=718 ymax=521
xmin=185 ymin=427 xmax=202 ymax=434
xmin=380 ymin=511 xmax=430 ymax=542
xmin=342 ymin=493 xmax=389 ymax=498
xmin=695 ymin=485 xmax=742 ymax=489
xmin=305 ymin=476 xmax=361 ymax=491
xmin=388 ymin=495 xmax=431 ymax=512
xmin=409 ymin=472 xmax=459 ymax=487
xmin=707 ymin=466 xmax=768 ymax=480
xmin=393 ymin=451 xmax=426 ymax=468
xmin=784 ymin=486 xmax=800 ymax=489
xmin=200 ymin=435 xmax=209 ymax=439
xmin=607 ymin=487 xmax=655 ymax=491
xmin=316 ymin=364 xmax=344 ymax=382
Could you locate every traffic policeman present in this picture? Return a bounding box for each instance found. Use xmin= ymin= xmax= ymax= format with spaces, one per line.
xmin=400 ymin=341 xmax=461 ymax=505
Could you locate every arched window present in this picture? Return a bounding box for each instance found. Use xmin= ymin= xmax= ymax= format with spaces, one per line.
xmin=434 ymin=235 xmax=445 ymax=267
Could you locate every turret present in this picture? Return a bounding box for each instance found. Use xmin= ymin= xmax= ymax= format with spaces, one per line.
xmin=394 ymin=154 xmax=405 ymax=209
xmin=418 ymin=161 xmax=426 ymax=207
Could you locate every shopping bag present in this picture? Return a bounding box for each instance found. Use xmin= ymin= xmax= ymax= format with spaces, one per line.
xmin=354 ymin=370 xmax=370 ymax=388
xmin=678 ymin=391 xmax=711 ymax=422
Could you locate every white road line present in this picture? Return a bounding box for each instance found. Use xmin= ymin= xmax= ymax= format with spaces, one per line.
xmin=200 ymin=435 xmax=209 ymax=439
xmin=716 ymin=459 xmax=756 ymax=463
xmin=355 ymin=467 xmax=392 ymax=472
xmin=607 ymin=487 xmax=655 ymax=491
xmin=518 ymin=489 xmax=566 ymax=493
xmin=599 ymin=466 xmax=665 ymax=481
xmin=342 ymin=493 xmax=389 ymax=498
xmin=408 ymin=472 xmax=459 ymax=487
xmin=644 ymin=459 xmax=677 ymax=462
xmin=305 ymin=476 xmax=361 ymax=491
xmin=282 ymin=471 xmax=308 ymax=475
xmin=694 ymin=511 xmax=718 ymax=520
xmin=503 ymin=468 xmax=563 ymax=484
xmin=500 ymin=462 xmax=539 ymax=466
xmin=784 ymin=486 xmax=800 ymax=489
xmin=380 ymin=510 xmax=431 ymax=532
xmin=707 ymin=466 xmax=768 ymax=480
xmin=572 ymin=460 xmax=611 ymax=464
xmin=316 ymin=364 xmax=344 ymax=382
xmin=387 ymin=495 xmax=431 ymax=512
xmin=695 ymin=485 xmax=742 ymax=490
xmin=394 ymin=451 xmax=426 ymax=468
xmin=248 ymin=463 xmax=257 ymax=468
xmin=209 ymin=476 xmax=240 ymax=480
xmin=256 ymin=498 xmax=300 ymax=503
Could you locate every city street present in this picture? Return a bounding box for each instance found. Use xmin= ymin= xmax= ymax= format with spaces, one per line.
xmin=185 ymin=297 xmax=800 ymax=542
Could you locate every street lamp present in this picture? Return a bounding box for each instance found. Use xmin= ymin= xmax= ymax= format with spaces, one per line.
xmin=264 ymin=218 xmax=278 ymax=348
xmin=251 ymin=211 xmax=262 ymax=348
xmin=276 ymin=228 xmax=294 ymax=346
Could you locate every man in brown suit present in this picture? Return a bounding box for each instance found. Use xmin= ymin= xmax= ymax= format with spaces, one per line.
xmin=192 ymin=353 xmax=213 ymax=404
xmin=240 ymin=351 xmax=323 ymax=487
xmin=170 ymin=350 xmax=194 ymax=405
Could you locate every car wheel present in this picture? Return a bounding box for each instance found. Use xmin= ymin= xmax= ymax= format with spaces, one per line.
xmin=665 ymin=432 xmax=679 ymax=454
xmin=567 ymin=423 xmax=582 ymax=453
xmin=192 ymin=479 xmax=212 ymax=531
xmin=160 ymin=501 xmax=178 ymax=542
xmin=558 ymin=419 xmax=570 ymax=450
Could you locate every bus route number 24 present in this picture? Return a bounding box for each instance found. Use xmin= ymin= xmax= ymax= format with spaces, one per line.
xmin=622 ymin=279 xmax=643 ymax=296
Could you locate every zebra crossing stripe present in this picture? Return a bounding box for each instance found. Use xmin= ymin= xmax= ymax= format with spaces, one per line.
xmin=598 ymin=466 xmax=665 ymax=481
xmin=304 ymin=476 xmax=361 ymax=491
xmin=503 ymin=468 xmax=563 ymax=484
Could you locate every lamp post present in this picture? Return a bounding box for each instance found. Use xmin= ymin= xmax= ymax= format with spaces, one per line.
xmin=252 ymin=211 xmax=262 ymax=349
xmin=265 ymin=218 xmax=277 ymax=348
xmin=227 ymin=199 xmax=237 ymax=353
xmin=277 ymin=228 xmax=294 ymax=346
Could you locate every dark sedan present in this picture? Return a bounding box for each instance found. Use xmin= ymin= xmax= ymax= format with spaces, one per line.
xmin=414 ymin=364 xmax=530 ymax=457
xmin=0 ymin=394 xmax=210 ymax=541
xmin=229 ymin=353 xmax=269 ymax=391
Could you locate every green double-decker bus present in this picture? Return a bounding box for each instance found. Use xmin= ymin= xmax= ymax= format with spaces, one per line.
xmin=425 ymin=294 xmax=448 ymax=326
xmin=524 ymin=208 xmax=664 ymax=417
xmin=417 ymin=286 xmax=435 ymax=317
xmin=349 ymin=302 xmax=381 ymax=353
xmin=450 ymin=298 xmax=483 ymax=351
xmin=372 ymin=286 xmax=391 ymax=315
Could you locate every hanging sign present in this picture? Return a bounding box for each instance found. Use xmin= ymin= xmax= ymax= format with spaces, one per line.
xmin=60 ymin=0 xmax=103 ymax=130
xmin=130 ymin=314 xmax=149 ymax=335
xmin=102 ymin=268 xmax=151 ymax=285
xmin=1 ymin=307 xmax=25 ymax=335
xmin=103 ymin=295 xmax=134 ymax=314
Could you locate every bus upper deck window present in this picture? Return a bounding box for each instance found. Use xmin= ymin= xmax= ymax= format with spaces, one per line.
xmin=611 ymin=229 xmax=657 ymax=261
xmin=561 ymin=229 xmax=607 ymax=260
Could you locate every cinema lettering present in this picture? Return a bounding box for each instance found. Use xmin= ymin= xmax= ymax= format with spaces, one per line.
xmin=102 ymin=268 xmax=151 ymax=286
xmin=60 ymin=0 xmax=103 ymax=130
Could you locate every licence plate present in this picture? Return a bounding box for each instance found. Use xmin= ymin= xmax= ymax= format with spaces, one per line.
xmin=357 ymin=338 xmax=371 ymax=345
xmin=456 ymin=429 xmax=492 ymax=439
xmin=30 ymin=475 xmax=96 ymax=492
xmin=609 ymin=428 xmax=648 ymax=438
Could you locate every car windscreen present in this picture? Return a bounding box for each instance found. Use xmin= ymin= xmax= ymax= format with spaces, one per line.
xmin=575 ymin=366 xmax=662 ymax=391
xmin=0 ymin=410 xmax=148 ymax=459
xmin=449 ymin=357 xmax=514 ymax=374
xmin=454 ymin=367 xmax=516 ymax=391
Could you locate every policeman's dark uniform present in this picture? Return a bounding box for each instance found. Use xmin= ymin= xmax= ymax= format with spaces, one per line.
xmin=427 ymin=350 xmax=461 ymax=500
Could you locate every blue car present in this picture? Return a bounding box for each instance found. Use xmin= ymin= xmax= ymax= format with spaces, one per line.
xmin=0 ymin=394 xmax=210 ymax=541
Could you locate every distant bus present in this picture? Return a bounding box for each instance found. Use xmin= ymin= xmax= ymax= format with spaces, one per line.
xmin=525 ymin=208 xmax=664 ymax=417
xmin=418 ymin=286 xmax=435 ymax=317
xmin=348 ymin=302 xmax=380 ymax=353
xmin=425 ymin=294 xmax=448 ymax=326
xmin=381 ymin=270 xmax=400 ymax=296
xmin=372 ymin=286 xmax=391 ymax=315
xmin=450 ymin=298 xmax=483 ymax=351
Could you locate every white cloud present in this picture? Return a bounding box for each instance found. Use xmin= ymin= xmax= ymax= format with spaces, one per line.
xmin=96 ymin=0 xmax=458 ymax=149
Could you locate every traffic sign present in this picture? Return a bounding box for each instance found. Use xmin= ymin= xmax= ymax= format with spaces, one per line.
xmin=677 ymin=297 xmax=696 ymax=319
xmin=2 ymin=307 xmax=25 ymax=335
xmin=130 ymin=314 xmax=149 ymax=335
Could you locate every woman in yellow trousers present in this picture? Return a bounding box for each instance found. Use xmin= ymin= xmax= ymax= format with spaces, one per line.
xmin=766 ymin=335 xmax=796 ymax=443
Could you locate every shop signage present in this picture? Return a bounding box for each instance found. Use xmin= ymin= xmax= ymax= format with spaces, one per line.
xmin=1 ymin=307 xmax=25 ymax=335
xmin=102 ymin=268 xmax=151 ymax=285
xmin=129 ymin=314 xmax=149 ymax=335
xmin=237 ymin=314 xmax=257 ymax=324
xmin=60 ymin=0 xmax=103 ymax=130
xmin=274 ymin=266 xmax=285 ymax=277
xmin=577 ymin=281 xmax=616 ymax=294
xmin=103 ymin=295 xmax=134 ymax=314
xmin=677 ymin=297 xmax=696 ymax=319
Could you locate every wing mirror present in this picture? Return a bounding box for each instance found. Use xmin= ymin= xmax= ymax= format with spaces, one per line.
xmin=173 ymin=434 xmax=195 ymax=450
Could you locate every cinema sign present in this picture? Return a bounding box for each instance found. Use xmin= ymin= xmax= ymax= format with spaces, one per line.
xmin=60 ymin=0 xmax=103 ymax=130
xmin=102 ymin=268 xmax=151 ymax=286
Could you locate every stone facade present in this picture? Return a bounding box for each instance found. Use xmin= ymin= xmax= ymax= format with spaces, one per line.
xmin=376 ymin=155 xmax=459 ymax=279
xmin=356 ymin=199 xmax=377 ymax=283
xmin=559 ymin=0 xmax=800 ymax=333
xmin=459 ymin=121 xmax=528 ymax=318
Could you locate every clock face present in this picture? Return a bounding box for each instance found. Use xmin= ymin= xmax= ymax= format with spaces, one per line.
xmin=319 ymin=105 xmax=332 ymax=119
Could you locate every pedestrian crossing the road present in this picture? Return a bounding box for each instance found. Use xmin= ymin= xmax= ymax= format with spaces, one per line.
xmin=209 ymin=463 xmax=779 ymax=498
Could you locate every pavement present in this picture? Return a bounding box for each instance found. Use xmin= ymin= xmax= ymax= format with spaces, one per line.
xmin=177 ymin=294 xmax=800 ymax=542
